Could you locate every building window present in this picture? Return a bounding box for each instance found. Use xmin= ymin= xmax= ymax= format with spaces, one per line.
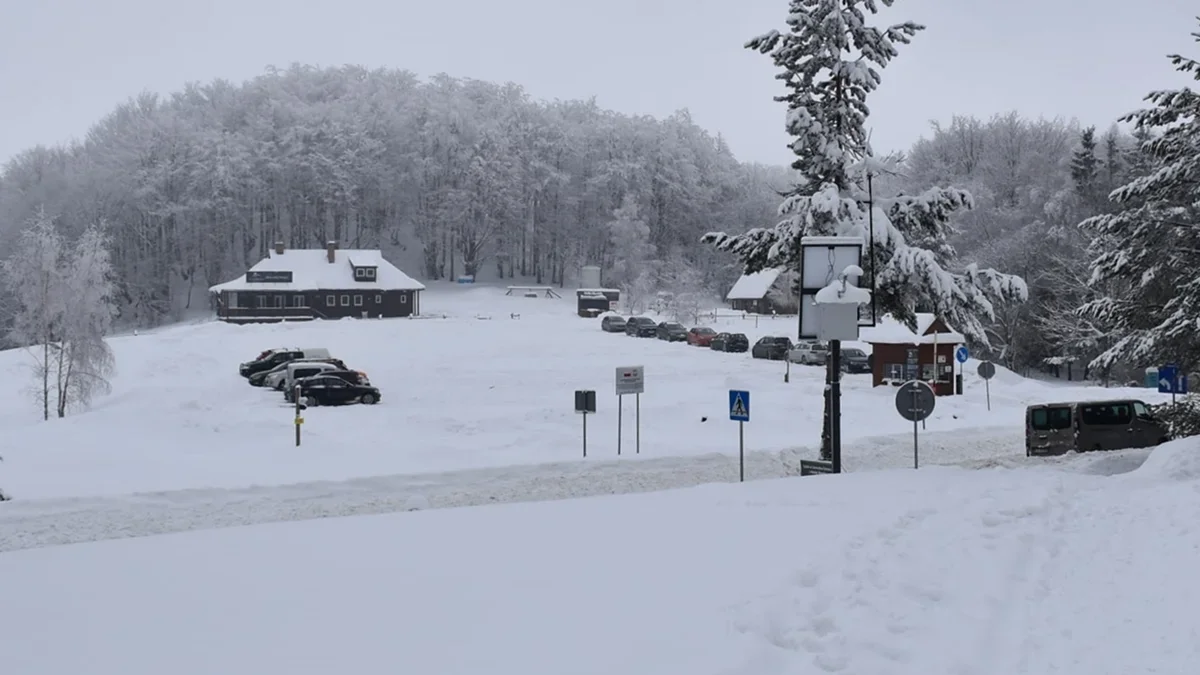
xmin=400 ymin=293 xmax=408 ymax=304
xmin=355 ymin=268 xmax=365 ymax=278
xmin=353 ymin=295 xmax=363 ymax=306
xmin=326 ymin=295 xmax=335 ymax=306
xmin=922 ymin=364 xmax=935 ymax=381
xmin=375 ymin=294 xmax=382 ymax=304
xmin=341 ymin=295 xmax=350 ymax=306
xmin=365 ymin=268 xmax=376 ymax=278
xmin=256 ymin=295 xmax=267 ymax=309
xmin=274 ymin=295 xmax=284 ymax=308
xmin=885 ymin=363 xmax=903 ymax=380
xmin=227 ymin=292 xmax=240 ymax=309
xmin=291 ymin=295 xmax=305 ymax=308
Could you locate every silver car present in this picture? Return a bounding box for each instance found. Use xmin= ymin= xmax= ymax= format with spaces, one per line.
xmin=787 ymin=341 xmax=828 ymax=365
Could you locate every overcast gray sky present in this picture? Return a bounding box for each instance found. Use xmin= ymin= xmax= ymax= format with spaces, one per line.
xmin=1 ymin=0 xmax=1196 ymax=167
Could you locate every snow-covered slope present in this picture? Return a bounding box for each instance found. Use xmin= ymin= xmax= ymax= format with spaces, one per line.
xmin=3 ymin=439 xmax=1199 ymax=674
xmin=0 ymin=285 xmax=1168 ymax=502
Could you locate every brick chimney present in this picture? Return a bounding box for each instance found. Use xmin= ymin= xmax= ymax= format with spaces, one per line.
xmin=326 ymin=240 xmax=337 ymax=264
xmin=274 ymin=241 xmax=285 ymax=255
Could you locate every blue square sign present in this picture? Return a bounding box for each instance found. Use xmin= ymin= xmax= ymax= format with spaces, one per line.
xmin=729 ymin=390 xmax=750 ymax=422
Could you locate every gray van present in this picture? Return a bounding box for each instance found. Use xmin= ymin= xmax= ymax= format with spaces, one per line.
xmin=1026 ymin=399 xmax=1169 ymax=456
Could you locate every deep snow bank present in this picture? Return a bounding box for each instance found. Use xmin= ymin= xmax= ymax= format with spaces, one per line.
xmin=1130 ymin=436 xmax=1200 ymax=482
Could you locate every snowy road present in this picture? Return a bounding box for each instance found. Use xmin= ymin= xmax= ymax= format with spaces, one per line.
xmin=0 ymin=425 xmax=1033 ymax=552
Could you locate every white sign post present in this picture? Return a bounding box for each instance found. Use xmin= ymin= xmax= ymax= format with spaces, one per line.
xmin=615 ymin=366 xmax=644 ymax=455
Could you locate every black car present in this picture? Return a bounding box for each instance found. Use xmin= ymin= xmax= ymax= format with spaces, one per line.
xmin=284 ymin=370 xmax=369 ymax=401
xmin=752 ymin=336 xmax=794 ymax=360
xmin=710 ymin=332 xmax=749 ymax=352
xmin=601 ymin=315 xmax=627 ymax=332
xmin=624 ymin=316 xmax=658 ymax=337
xmin=295 ymin=375 xmax=381 ymax=406
xmin=240 ymin=349 xmax=302 ymax=378
xmin=840 ymin=348 xmax=871 ymax=373
xmin=656 ymin=321 xmax=688 ymax=342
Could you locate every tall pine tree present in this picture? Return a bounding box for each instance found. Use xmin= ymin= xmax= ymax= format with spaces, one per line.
xmin=1081 ymin=20 xmax=1200 ymax=371
xmin=703 ymin=0 xmax=1026 ymax=341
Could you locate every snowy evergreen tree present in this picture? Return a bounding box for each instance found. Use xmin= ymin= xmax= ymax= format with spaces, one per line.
xmin=1081 ymin=22 xmax=1200 ymax=371
xmin=704 ymin=0 xmax=1026 ymax=341
xmin=1070 ymin=126 xmax=1101 ymax=205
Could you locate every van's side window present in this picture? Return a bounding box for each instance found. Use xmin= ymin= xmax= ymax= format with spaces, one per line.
xmin=1133 ymin=401 xmax=1150 ymax=417
xmin=1081 ymin=403 xmax=1133 ymax=426
xmin=1031 ymin=406 xmax=1072 ymax=430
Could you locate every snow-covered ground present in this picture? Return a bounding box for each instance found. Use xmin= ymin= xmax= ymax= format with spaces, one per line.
xmin=0 ymin=284 xmax=1167 ymax=500
xmin=4 ymin=437 xmax=1199 ymax=674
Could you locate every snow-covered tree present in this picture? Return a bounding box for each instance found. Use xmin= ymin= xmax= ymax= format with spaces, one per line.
xmin=703 ymin=0 xmax=1026 ymax=342
xmin=54 ymin=223 xmax=117 ymax=417
xmin=1 ymin=213 xmax=116 ymax=419
xmin=605 ymin=195 xmax=657 ymax=311
xmin=1081 ymin=22 xmax=1200 ymax=371
xmin=1 ymin=208 xmax=67 ymax=420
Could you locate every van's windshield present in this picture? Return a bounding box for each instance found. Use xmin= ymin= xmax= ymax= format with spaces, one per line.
xmin=1030 ymin=406 xmax=1072 ymax=430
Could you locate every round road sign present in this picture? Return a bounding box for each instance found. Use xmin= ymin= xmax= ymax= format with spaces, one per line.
xmin=978 ymin=361 xmax=997 ymax=380
xmin=955 ymin=346 xmax=969 ymax=363
xmin=895 ymin=380 xmax=936 ymax=422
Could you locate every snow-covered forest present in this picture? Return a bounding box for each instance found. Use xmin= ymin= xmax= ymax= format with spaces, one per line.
xmin=0 ymin=67 xmax=792 ymax=327
xmin=1 ymin=7 xmax=1198 ymax=381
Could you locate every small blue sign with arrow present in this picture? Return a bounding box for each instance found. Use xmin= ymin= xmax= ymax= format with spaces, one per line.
xmin=955 ymin=346 xmax=969 ymax=364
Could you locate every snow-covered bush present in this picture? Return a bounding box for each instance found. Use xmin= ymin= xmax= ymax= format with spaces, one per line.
xmin=1150 ymin=396 xmax=1200 ymax=441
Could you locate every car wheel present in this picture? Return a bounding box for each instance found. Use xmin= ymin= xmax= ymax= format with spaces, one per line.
xmin=361 ymin=393 xmax=377 ymax=405
xmin=305 ymin=396 xmax=319 ymax=407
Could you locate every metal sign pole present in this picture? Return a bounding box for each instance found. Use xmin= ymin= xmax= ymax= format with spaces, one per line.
xmin=912 ymin=386 xmax=919 ymax=469
xmin=582 ymin=411 xmax=588 ymax=458
xmin=617 ymin=396 xmax=622 ymax=456
xmin=739 ymin=421 xmax=745 ymax=482
xmin=636 ymin=393 xmax=641 ymax=454
xmin=985 ymin=379 xmax=991 ymax=411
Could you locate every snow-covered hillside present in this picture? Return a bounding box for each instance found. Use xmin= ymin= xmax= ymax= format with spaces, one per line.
xmin=0 ymin=285 xmax=1169 ymax=503
xmin=4 ymin=437 xmax=1200 ymax=674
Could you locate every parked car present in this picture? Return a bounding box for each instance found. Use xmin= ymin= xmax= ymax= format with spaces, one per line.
xmin=710 ymin=332 xmax=749 ymax=352
xmin=788 ymin=341 xmax=828 ymax=365
xmin=1026 ymin=399 xmax=1168 ymax=456
xmin=624 ymin=316 xmax=658 ymax=337
xmin=295 ymin=374 xmax=381 ymax=406
xmin=656 ymin=321 xmax=688 ymax=342
xmin=285 ymin=370 xmax=371 ymax=402
xmin=752 ymin=336 xmax=794 ymax=360
xmin=241 ymin=348 xmax=332 ymax=380
xmin=840 ymin=348 xmax=870 ymax=373
xmin=600 ymin=315 xmax=628 ymax=333
xmin=250 ymin=354 xmax=345 ymax=387
xmin=686 ymin=327 xmax=717 ymax=346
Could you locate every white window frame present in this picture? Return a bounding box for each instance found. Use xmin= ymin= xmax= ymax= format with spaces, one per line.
xmin=292 ymin=295 xmax=305 ymax=308
xmin=375 ymin=294 xmax=382 ymax=304
xmin=227 ymin=292 xmax=240 ymax=309
xmin=400 ymin=294 xmax=408 ymax=304
xmin=341 ymin=295 xmax=350 ymax=306
xmin=353 ymin=295 xmax=363 ymax=306
xmin=326 ymin=295 xmax=335 ymax=306
xmin=355 ymin=268 xmax=365 ymax=278
xmin=365 ymin=268 xmax=376 ymax=278
xmin=256 ymin=295 xmax=267 ymax=309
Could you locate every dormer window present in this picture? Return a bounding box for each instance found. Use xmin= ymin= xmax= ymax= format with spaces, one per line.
xmin=353 ymin=266 xmax=377 ymax=281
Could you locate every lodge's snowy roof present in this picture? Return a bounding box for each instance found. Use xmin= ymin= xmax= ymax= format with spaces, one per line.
xmin=859 ymin=312 xmax=965 ymax=344
xmin=727 ymin=268 xmax=783 ymax=300
xmin=208 ymin=249 xmax=426 ymax=293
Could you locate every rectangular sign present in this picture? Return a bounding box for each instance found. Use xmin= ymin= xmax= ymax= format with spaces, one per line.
xmin=574 ymin=390 xmax=596 ymax=413
xmin=615 ymin=366 xmax=644 ymax=396
xmin=729 ymin=390 xmax=749 ymax=422
xmin=800 ymin=460 xmax=835 ymax=476
xmin=246 ymin=270 xmax=293 ymax=283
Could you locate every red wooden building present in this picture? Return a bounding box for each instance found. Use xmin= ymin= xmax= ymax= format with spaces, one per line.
xmin=859 ymin=313 xmax=965 ymax=396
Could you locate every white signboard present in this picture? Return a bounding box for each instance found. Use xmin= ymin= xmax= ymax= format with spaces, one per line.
xmin=615 ymin=366 xmax=644 ymax=396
